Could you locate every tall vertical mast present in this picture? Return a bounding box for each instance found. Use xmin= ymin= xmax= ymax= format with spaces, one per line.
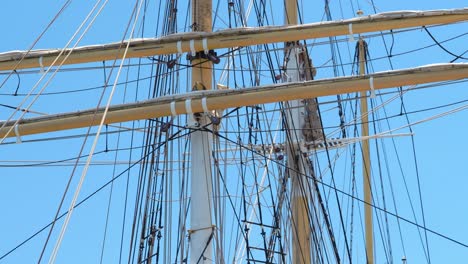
xmin=189 ymin=0 xmax=214 ymax=263
xmin=284 ymin=2 xmax=321 ymax=263
xmin=359 ymin=37 xmax=374 ymax=264
xmin=285 ymin=0 xmax=298 ymax=24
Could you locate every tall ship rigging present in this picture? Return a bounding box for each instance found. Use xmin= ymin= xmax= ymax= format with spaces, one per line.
xmin=0 ymin=0 xmax=468 ymax=263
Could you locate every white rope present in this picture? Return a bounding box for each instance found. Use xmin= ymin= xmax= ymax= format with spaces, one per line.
xmin=325 ymin=85 xmax=414 ymax=139
xmin=14 ymin=124 xmax=22 ymax=144
xmin=0 ymin=0 xmax=71 ymax=93
xmin=387 ymin=103 xmax=468 ymax=135
xmin=185 ymin=99 xmax=193 ymax=115
xmin=0 ymin=0 xmax=108 ymax=144
xmin=185 ymin=99 xmax=193 ymax=116
xmin=369 ymin=76 xmax=376 ymax=98
xmin=201 ymin=97 xmax=209 ymax=113
xmin=202 ymin=38 xmax=208 ymax=54
xmin=348 ymin=23 xmax=355 ymax=42
xmin=170 ymin=101 xmax=177 ymax=116
xmin=176 ymin=40 xmax=183 ymax=54
xmin=185 ymin=99 xmax=197 ymax=126
xmin=235 ymin=108 xmax=281 ymax=261
xmin=47 ymin=0 xmax=144 ymax=263
xmin=39 ymin=56 xmax=44 ymax=73
xmin=189 ymin=39 xmax=196 ymax=56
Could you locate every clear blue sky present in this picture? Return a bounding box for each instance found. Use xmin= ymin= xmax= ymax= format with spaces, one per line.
xmin=0 ymin=0 xmax=467 ymax=263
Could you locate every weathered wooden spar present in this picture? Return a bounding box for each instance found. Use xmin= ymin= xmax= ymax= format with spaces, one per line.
xmin=1 ymin=63 xmax=467 ymax=139
xmin=0 ymin=8 xmax=467 ymax=71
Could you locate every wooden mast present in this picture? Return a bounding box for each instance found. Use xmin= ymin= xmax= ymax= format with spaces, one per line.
xmin=188 ymin=0 xmax=215 ymax=263
xmin=1 ymin=64 xmax=467 ymax=140
xmin=359 ymin=36 xmax=374 ymax=263
xmin=0 ymin=9 xmax=466 ymax=71
xmin=284 ymin=1 xmax=313 ymax=263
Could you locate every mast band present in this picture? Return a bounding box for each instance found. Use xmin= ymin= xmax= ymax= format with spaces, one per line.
xmin=201 ymin=97 xmax=209 ymax=113
xmin=176 ymin=41 xmax=183 ymax=54
xmin=14 ymin=124 xmax=22 ymax=144
xmin=348 ymin=24 xmax=355 ymax=42
xmin=39 ymin=56 xmax=44 ymax=73
xmin=185 ymin=99 xmax=197 ymax=126
xmin=189 ymin=40 xmax=196 ymax=56
xmin=170 ymin=101 xmax=177 ymax=116
xmin=185 ymin=99 xmax=193 ymax=116
xmin=369 ymin=76 xmax=376 ymax=98
xmin=202 ymin=38 xmax=208 ymax=54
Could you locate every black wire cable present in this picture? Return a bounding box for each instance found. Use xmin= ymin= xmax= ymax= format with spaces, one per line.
xmin=423 ymin=26 xmax=468 ymax=62
xmin=13 ymin=70 xmax=21 ymax=96
xmin=369 ymin=98 xmax=393 ymax=263
xmin=255 ymin=107 xmax=287 ymax=262
xmin=0 ymin=103 xmax=42 ymax=115
xmin=1 ymin=7 xmax=466 ymax=262
xmin=98 ymin=125 xmax=121 ymax=264
xmin=402 ymin=103 xmax=433 ymax=264
xmin=2 ymin=82 xmax=468 ymax=150
xmin=278 ymin=51 xmax=316 ymax=262
xmin=246 ymin=106 xmax=270 ymax=261
xmin=316 ymin=102 xmax=352 ymax=264
xmin=2 ymin=30 xmax=465 ymax=99
xmin=209 ymin=128 xmax=468 ymax=250
xmin=4 ymin=103 xmax=468 ymax=262
xmin=0 ymin=127 xmax=185 ymax=261
xmin=0 ymin=0 xmax=73 ymax=91
xmin=364 ymin=42 xmax=394 ymax=264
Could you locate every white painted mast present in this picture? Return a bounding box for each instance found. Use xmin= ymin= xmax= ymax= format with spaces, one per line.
xmin=188 ymin=0 xmax=215 ymax=263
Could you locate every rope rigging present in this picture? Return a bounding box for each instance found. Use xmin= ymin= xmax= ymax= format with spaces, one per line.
xmin=4 ymin=101 xmax=468 ymax=262
xmin=2 ymin=0 xmax=468 ymax=263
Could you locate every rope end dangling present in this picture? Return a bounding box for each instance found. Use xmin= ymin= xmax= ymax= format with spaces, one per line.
xmin=14 ymin=124 xmax=22 ymax=144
